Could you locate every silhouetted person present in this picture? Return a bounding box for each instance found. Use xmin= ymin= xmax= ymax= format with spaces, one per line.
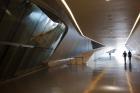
xmin=123 ymin=51 xmax=127 ymax=63
xmin=128 ymin=51 xmax=132 ymax=63
xmin=109 ymin=52 xmax=111 ymax=59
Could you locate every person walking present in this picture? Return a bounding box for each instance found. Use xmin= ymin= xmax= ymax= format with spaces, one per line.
xmin=128 ymin=51 xmax=132 ymax=63
xmin=123 ymin=51 xmax=127 ymax=63
xmin=109 ymin=52 xmax=111 ymax=60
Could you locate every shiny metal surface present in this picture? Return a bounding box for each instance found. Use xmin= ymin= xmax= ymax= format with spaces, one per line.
xmin=0 ymin=0 xmax=100 ymax=79
xmin=0 ymin=1 xmax=67 ymax=79
xmin=31 ymin=0 xmax=101 ymax=61
xmin=0 ymin=55 xmax=140 ymax=93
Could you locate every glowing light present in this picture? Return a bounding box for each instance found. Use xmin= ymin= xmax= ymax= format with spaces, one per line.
xmin=60 ymin=0 xmax=104 ymax=45
xmin=84 ymin=70 xmax=106 ymax=93
xmin=131 ymin=50 xmax=136 ymax=54
xmin=61 ymin=0 xmax=83 ymax=35
xmin=126 ymin=72 xmax=134 ymax=93
xmin=5 ymin=9 xmax=12 ymax=16
xmin=105 ymin=0 xmax=111 ymax=2
xmin=114 ymin=44 xmax=128 ymax=64
xmin=29 ymin=11 xmax=42 ymax=20
xmin=101 ymin=86 xmax=124 ymax=91
xmin=126 ymin=13 xmax=140 ymax=43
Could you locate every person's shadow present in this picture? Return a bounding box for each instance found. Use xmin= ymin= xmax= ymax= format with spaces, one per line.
xmin=129 ymin=62 xmax=132 ymax=72
xmin=124 ymin=62 xmax=127 ymax=70
xmin=124 ymin=62 xmax=132 ymax=72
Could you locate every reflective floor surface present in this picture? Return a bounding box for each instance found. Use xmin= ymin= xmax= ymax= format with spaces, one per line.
xmin=0 ymin=55 xmax=140 ymax=93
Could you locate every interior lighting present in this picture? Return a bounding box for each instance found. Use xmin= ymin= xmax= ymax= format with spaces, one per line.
xmin=5 ymin=9 xmax=12 ymax=16
xmin=126 ymin=13 xmax=140 ymax=43
xmin=101 ymin=85 xmax=124 ymax=91
xmin=105 ymin=0 xmax=111 ymax=2
xmin=60 ymin=0 xmax=104 ymax=45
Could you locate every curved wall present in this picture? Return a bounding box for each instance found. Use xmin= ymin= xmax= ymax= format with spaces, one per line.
xmin=0 ymin=0 xmax=66 ymax=79
xmin=34 ymin=0 xmax=103 ymax=61
xmin=0 ymin=0 xmax=103 ymax=79
xmin=50 ymin=24 xmax=93 ymax=61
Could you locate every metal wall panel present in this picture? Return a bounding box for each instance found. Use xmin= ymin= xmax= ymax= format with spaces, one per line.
xmin=0 ymin=0 xmax=66 ymax=79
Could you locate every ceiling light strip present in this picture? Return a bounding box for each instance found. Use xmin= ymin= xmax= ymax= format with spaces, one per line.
xmin=61 ymin=0 xmax=104 ymax=45
xmin=61 ymin=0 xmax=83 ymax=36
xmin=126 ymin=13 xmax=140 ymax=44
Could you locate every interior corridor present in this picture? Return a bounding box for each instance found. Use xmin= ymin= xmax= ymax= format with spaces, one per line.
xmin=0 ymin=52 xmax=140 ymax=93
xmin=0 ymin=0 xmax=140 ymax=93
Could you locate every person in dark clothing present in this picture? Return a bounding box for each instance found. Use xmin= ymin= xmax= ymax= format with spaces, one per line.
xmin=123 ymin=51 xmax=127 ymax=63
xmin=128 ymin=51 xmax=132 ymax=63
xmin=109 ymin=52 xmax=111 ymax=60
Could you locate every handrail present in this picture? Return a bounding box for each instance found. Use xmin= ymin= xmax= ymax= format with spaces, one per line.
xmin=0 ymin=41 xmax=52 ymax=50
xmin=0 ymin=41 xmax=34 ymax=48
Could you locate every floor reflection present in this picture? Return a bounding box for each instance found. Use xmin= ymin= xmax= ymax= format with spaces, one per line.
xmin=124 ymin=63 xmax=127 ymax=70
xmin=124 ymin=61 xmax=132 ymax=72
xmin=0 ymin=53 xmax=140 ymax=93
xmin=129 ymin=62 xmax=132 ymax=72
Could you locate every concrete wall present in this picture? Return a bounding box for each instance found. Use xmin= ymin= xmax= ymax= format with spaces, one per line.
xmin=126 ymin=19 xmax=140 ymax=56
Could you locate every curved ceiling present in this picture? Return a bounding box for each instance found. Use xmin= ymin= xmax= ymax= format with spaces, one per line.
xmin=62 ymin=0 xmax=140 ymax=47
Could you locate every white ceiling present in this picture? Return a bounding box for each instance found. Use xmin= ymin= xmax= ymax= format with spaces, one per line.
xmin=64 ymin=0 xmax=140 ymax=47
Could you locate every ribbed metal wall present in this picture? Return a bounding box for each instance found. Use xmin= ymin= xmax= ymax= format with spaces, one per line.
xmin=0 ymin=0 xmax=66 ymax=79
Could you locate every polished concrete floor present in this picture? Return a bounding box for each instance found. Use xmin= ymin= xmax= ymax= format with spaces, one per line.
xmin=0 ymin=55 xmax=140 ymax=93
